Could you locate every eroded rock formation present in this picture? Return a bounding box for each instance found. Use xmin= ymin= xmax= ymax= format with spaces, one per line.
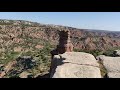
xmin=51 ymin=30 xmax=73 ymax=58
xmin=50 ymin=30 xmax=102 ymax=78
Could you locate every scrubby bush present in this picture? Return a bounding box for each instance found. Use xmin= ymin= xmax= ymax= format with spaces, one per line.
xmin=75 ymin=49 xmax=103 ymax=57
xmin=88 ymin=50 xmax=103 ymax=57
xmin=2 ymin=44 xmax=52 ymax=78
xmin=1 ymin=51 xmax=20 ymax=64
xmin=103 ymin=47 xmax=120 ymax=56
xmin=103 ymin=50 xmax=114 ymax=56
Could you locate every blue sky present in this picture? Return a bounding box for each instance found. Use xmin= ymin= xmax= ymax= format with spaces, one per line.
xmin=0 ymin=12 xmax=120 ymax=31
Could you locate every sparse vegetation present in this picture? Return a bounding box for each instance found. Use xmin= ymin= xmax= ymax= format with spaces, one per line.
xmin=98 ymin=60 xmax=107 ymax=78
xmin=0 ymin=51 xmax=20 ymax=64
xmin=74 ymin=46 xmax=120 ymax=57
xmin=103 ymin=47 xmax=120 ymax=56
xmin=74 ymin=49 xmax=104 ymax=57
xmin=0 ymin=19 xmax=120 ymax=78
xmin=1 ymin=44 xmax=52 ymax=78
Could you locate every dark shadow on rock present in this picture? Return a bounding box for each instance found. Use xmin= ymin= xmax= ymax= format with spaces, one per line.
xmin=36 ymin=73 xmax=50 ymax=78
xmin=50 ymin=55 xmax=67 ymax=78
xmin=103 ymin=73 xmax=108 ymax=78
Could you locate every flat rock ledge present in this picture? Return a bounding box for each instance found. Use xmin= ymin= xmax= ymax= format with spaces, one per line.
xmin=97 ymin=55 xmax=120 ymax=78
xmin=50 ymin=52 xmax=101 ymax=78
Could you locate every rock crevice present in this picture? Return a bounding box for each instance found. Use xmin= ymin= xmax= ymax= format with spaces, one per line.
xmin=97 ymin=55 xmax=120 ymax=78
xmin=50 ymin=52 xmax=101 ymax=78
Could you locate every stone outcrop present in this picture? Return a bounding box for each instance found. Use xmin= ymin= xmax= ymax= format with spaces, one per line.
xmin=50 ymin=30 xmax=101 ymax=78
xmin=57 ymin=30 xmax=73 ymax=53
xmin=107 ymin=73 xmax=120 ymax=78
xmin=51 ymin=30 xmax=73 ymax=58
xmin=50 ymin=52 xmax=101 ymax=78
xmin=97 ymin=55 xmax=120 ymax=78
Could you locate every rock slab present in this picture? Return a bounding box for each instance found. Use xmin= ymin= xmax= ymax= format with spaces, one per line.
xmin=97 ymin=55 xmax=120 ymax=78
xmin=50 ymin=52 xmax=101 ymax=78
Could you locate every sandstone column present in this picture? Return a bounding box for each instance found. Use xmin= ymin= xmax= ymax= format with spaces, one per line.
xmin=51 ymin=30 xmax=73 ymax=58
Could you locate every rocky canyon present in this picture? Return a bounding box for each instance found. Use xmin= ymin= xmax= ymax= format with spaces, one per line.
xmin=0 ymin=19 xmax=120 ymax=78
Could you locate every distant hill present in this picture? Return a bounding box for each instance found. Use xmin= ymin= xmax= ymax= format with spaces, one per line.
xmin=0 ymin=19 xmax=120 ymax=52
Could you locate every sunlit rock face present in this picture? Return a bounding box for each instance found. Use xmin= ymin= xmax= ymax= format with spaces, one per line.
xmin=50 ymin=52 xmax=101 ymax=78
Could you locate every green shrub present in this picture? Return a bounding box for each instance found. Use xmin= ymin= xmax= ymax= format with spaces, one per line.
xmin=1 ymin=51 xmax=20 ymax=64
xmin=77 ymin=49 xmax=103 ymax=57
xmin=103 ymin=47 xmax=120 ymax=56
xmin=103 ymin=50 xmax=114 ymax=56
xmin=73 ymin=48 xmax=80 ymax=52
xmin=88 ymin=50 xmax=103 ymax=57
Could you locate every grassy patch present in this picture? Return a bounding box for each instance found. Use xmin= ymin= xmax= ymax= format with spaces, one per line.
xmin=1 ymin=51 xmax=20 ymax=65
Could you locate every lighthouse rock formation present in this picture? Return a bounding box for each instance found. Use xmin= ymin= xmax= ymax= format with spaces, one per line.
xmin=50 ymin=30 xmax=101 ymax=78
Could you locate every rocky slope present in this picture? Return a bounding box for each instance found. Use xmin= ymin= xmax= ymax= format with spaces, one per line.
xmin=0 ymin=19 xmax=120 ymax=53
xmin=0 ymin=19 xmax=120 ymax=78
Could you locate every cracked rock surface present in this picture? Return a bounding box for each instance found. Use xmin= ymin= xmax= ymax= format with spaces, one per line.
xmin=50 ymin=52 xmax=101 ymax=78
xmin=97 ymin=55 xmax=120 ymax=78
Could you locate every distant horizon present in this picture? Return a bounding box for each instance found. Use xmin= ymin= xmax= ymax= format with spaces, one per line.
xmin=0 ymin=18 xmax=120 ymax=32
xmin=0 ymin=12 xmax=120 ymax=31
